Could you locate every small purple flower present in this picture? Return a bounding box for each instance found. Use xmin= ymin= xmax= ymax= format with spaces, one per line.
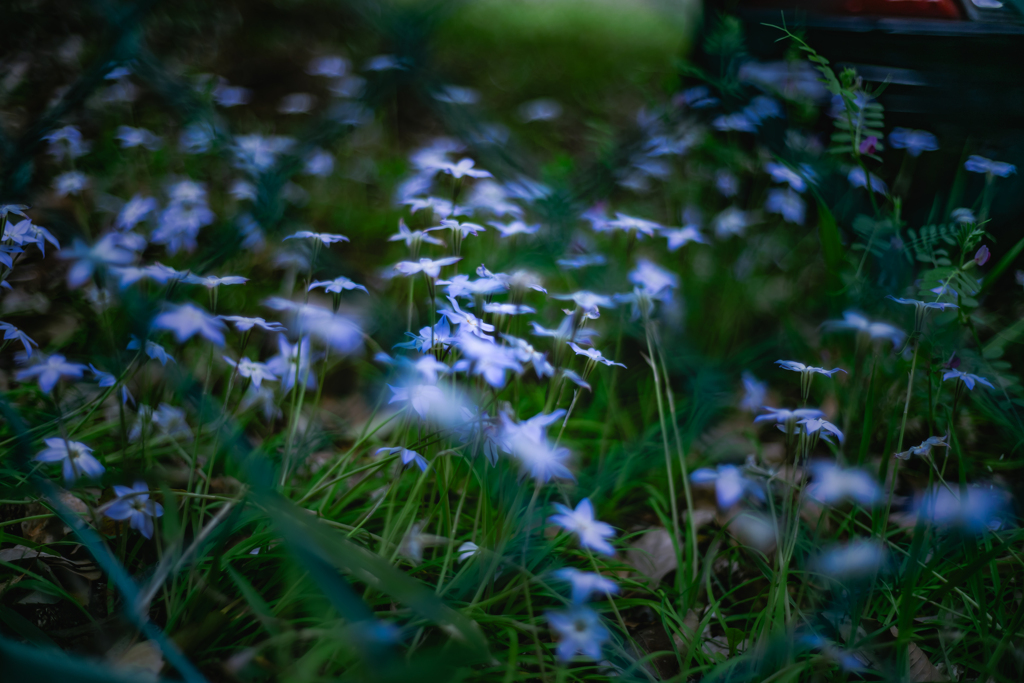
xmin=858 ymin=136 xmax=879 ymax=155
xmin=16 ymin=354 xmax=87 ymax=393
xmin=104 ymin=481 xmax=163 ymax=538
xmin=974 ymin=245 xmax=990 ymax=266
xmin=549 ymin=498 xmax=616 ymax=556
xmin=152 ymin=303 xmax=226 ymax=346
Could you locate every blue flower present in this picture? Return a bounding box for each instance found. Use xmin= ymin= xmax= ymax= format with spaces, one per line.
xmin=754 ymin=406 xmax=824 ymax=427
xmin=0 ymin=322 xmax=38 ymax=356
xmin=765 ymin=162 xmax=807 ymax=192
xmin=546 ymin=606 xmax=610 ymax=662
xmin=889 ymin=128 xmax=938 ymax=157
xmin=283 ymin=230 xmax=349 ymax=246
xmin=765 ymin=188 xmax=806 ymax=224
xmin=437 ymin=158 xmax=491 ymax=179
xmin=806 ymin=462 xmax=880 ymax=506
xmin=219 ymin=316 xmax=287 ymax=333
xmin=61 ymin=234 xmax=137 ymax=288
xmin=389 ymin=218 xmax=445 ymax=249
xmin=116 ymin=195 xmax=158 ymax=231
xmin=964 ymin=155 xmax=1016 ymax=178
xmin=942 ymin=369 xmax=994 ymax=391
xmin=690 ymin=464 xmax=760 ymax=509
xmin=739 ymin=372 xmax=767 ymax=413
xmin=115 ymin=126 xmax=162 ymax=151
xmin=127 ymin=336 xmax=175 ymax=365
xmin=553 ymin=567 xmax=619 ymax=603
xmin=267 ymin=336 xmax=317 ymax=392
xmin=916 ymin=484 xmax=1010 ymax=532
xmin=568 ymin=342 xmax=626 ymax=369
xmin=16 ymin=354 xmax=87 ymax=393
xmin=303 ymin=148 xmax=334 ymax=176
xmin=183 ymin=274 xmax=248 ymax=289
xmin=715 ymin=170 xmax=739 ymax=197
xmin=499 ymin=411 xmax=573 ymax=483
xmin=662 ymin=225 xmax=706 ymax=252
xmin=552 ymin=291 xmax=616 ymax=320
xmin=152 ymin=181 xmax=214 ymax=254
xmin=813 ymin=540 xmax=886 ymax=580
xmin=5 ymin=219 xmax=60 ymax=256
xmin=823 ymin=310 xmax=905 ymax=348
xmin=550 ymin=499 xmax=616 ymax=555
xmin=35 ymin=437 xmax=104 ymax=483
xmin=713 ymin=206 xmax=753 ymax=239
xmin=223 ymin=357 xmax=278 ymax=387
xmin=375 ymin=447 xmax=429 ymax=472
xmin=152 ymin=303 xmax=226 ymax=346
xmin=797 ymin=417 xmax=845 ymax=444
xmin=44 ymin=126 xmax=90 ymax=161
xmin=453 ymin=330 xmax=522 ymax=387
xmin=895 ymin=435 xmax=947 ymax=460
xmin=104 ymin=481 xmax=163 ymax=539
xmin=393 ymin=256 xmax=462 ymax=279
xmin=848 ymin=167 xmax=888 ymax=195
xmin=308 ymin=276 xmax=368 ymax=294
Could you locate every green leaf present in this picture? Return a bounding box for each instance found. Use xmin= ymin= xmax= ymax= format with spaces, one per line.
xmin=815 ymin=197 xmax=845 ymax=278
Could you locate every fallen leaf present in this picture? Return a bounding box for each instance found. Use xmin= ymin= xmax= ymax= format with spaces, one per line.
xmin=111 ymin=640 xmax=163 ymax=681
xmin=890 ymin=627 xmax=947 ymax=682
xmin=627 ymin=528 xmax=677 ymax=587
